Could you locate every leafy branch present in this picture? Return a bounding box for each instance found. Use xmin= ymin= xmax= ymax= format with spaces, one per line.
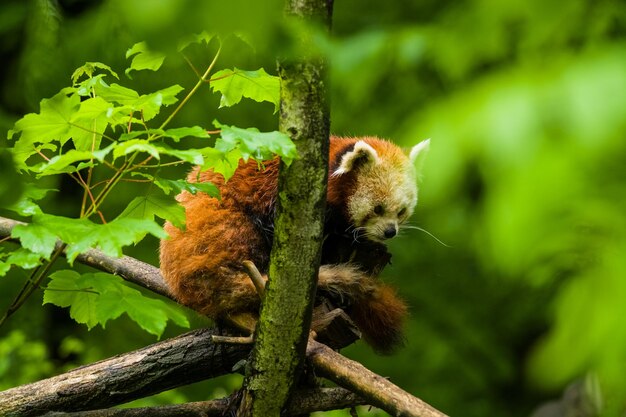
xmin=1 ymin=36 xmax=291 ymax=335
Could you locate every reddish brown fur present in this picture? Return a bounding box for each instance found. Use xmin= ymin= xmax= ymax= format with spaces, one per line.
xmin=351 ymin=283 xmax=407 ymax=353
xmin=160 ymin=136 xmax=408 ymax=353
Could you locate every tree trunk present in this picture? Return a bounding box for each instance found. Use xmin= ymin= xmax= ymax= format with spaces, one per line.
xmin=236 ymin=1 xmax=333 ymax=415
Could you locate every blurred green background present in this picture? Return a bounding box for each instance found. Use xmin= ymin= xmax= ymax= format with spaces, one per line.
xmin=1 ymin=0 xmax=626 ymax=416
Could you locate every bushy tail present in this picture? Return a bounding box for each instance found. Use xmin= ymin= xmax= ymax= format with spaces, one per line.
xmin=351 ymin=283 xmax=407 ymax=354
xmin=318 ymin=264 xmax=408 ymax=354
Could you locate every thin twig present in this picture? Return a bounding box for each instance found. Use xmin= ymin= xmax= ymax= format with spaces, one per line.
xmin=242 ymin=260 xmax=267 ymax=298
xmin=135 ymin=161 xmax=186 ymax=169
xmin=182 ymin=53 xmax=203 ymax=79
xmin=0 ymin=244 xmax=66 ymax=328
xmin=211 ymin=335 xmax=255 ymax=345
xmin=159 ymin=43 xmax=222 ymax=130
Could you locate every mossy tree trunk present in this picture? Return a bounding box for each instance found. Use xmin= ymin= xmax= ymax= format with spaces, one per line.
xmin=236 ymin=1 xmax=333 ymax=416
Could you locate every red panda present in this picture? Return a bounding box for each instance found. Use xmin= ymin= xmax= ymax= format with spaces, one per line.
xmin=159 ymin=136 xmax=429 ymax=353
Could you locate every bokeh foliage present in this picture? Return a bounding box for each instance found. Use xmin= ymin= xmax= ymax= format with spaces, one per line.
xmin=1 ymin=0 xmax=625 ymax=416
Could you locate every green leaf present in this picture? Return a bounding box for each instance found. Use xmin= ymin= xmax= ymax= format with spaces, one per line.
xmin=44 ymin=270 xmax=101 ymax=329
xmin=9 ymin=90 xmax=80 ymax=167
xmin=125 ymin=42 xmax=166 ymax=78
xmin=112 ymin=140 xmax=205 ymax=165
xmin=93 ymin=80 xmax=140 ymax=104
xmin=69 ymin=96 xmax=113 ymax=151
xmin=155 ymin=178 xmax=219 ymax=198
xmin=44 ymin=270 xmax=189 ymax=336
xmin=11 ymin=216 xmax=62 ymax=260
xmin=199 ymin=147 xmax=243 ymax=180
xmin=71 ymin=62 xmax=119 ymax=85
xmin=63 ymin=217 xmax=168 ymax=263
xmin=163 ymin=126 xmax=210 ymax=142
xmin=75 ymin=74 xmax=107 ymax=97
xmin=131 ymin=86 xmax=183 ymax=121
xmin=5 ymin=184 xmax=55 ymax=216
xmin=153 ymin=85 xmax=184 ymax=106
xmin=11 ymin=214 xmax=166 ymax=263
xmin=177 ymin=31 xmax=215 ymax=52
xmin=156 ymin=145 xmax=205 ymax=165
xmin=131 ymin=173 xmax=219 ymax=198
xmin=35 ymin=144 xmax=114 ymax=176
xmin=214 ymin=121 xmax=298 ymax=165
xmin=113 ymin=139 xmax=161 ymax=160
xmin=130 ymin=173 xmax=220 ymax=199
xmin=93 ymin=80 xmax=182 ymax=122
xmin=0 ymin=248 xmax=42 ymax=277
xmin=118 ymin=194 xmax=186 ymax=229
xmin=158 ymin=302 xmax=191 ymax=328
xmin=119 ymin=129 xmax=166 ymax=142
xmin=210 ymin=67 xmax=280 ymax=112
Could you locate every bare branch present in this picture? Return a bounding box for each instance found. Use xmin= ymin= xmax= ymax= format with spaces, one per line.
xmin=307 ymin=339 xmax=449 ymax=417
xmin=211 ymin=334 xmax=255 ymax=344
xmin=0 ymin=328 xmax=249 ymax=417
xmin=42 ymin=388 xmax=365 ymax=417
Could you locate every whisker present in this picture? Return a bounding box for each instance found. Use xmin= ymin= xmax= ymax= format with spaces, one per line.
xmin=352 ymin=227 xmax=366 ymax=243
xmin=401 ymin=225 xmax=451 ymax=248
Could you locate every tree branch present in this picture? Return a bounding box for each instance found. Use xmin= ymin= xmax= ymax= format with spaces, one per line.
xmin=0 ymin=328 xmax=250 ymax=417
xmin=308 ymin=339 xmax=449 ymax=417
xmin=0 ymin=216 xmax=171 ymax=299
xmin=0 ymin=215 xmax=450 ymax=417
xmin=42 ymin=388 xmax=365 ymax=417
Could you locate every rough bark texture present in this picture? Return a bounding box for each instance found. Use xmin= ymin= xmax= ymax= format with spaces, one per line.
xmin=236 ymin=1 xmax=333 ymax=416
xmin=0 ymin=328 xmax=249 ymax=417
xmin=307 ymin=340 xmax=450 ymax=417
xmin=42 ymin=388 xmax=364 ymax=417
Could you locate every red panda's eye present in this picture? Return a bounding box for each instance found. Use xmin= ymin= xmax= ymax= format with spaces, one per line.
xmin=398 ymin=208 xmax=407 ymax=217
xmin=374 ymin=205 xmax=384 ymax=215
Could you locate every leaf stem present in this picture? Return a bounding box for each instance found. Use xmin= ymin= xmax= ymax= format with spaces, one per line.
xmin=135 ymin=160 xmax=186 ymax=169
xmin=182 ymin=53 xmax=203 ymax=79
xmin=159 ymin=44 xmax=222 ymax=130
xmin=0 ymin=245 xmax=66 ymax=328
xmin=42 ymin=287 xmax=100 ymax=295
xmin=67 ymin=121 xmax=116 ymax=143
xmin=85 ymin=160 xmax=131 ymax=218
xmin=80 ymin=119 xmax=99 ymax=217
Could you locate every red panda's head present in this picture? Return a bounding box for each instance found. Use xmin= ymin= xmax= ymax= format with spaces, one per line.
xmin=330 ymin=137 xmax=430 ymax=243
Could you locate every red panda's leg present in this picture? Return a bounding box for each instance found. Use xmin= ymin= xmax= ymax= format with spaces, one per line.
xmin=317 ymin=264 xmax=407 ymax=354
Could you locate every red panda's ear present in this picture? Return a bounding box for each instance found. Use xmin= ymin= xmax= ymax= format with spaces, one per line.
xmin=409 ymin=139 xmax=430 ymax=176
xmin=334 ymin=140 xmax=380 ymax=176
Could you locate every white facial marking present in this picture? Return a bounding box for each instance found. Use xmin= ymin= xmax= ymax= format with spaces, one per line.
xmin=347 ymin=158 xmax=419 ymax=242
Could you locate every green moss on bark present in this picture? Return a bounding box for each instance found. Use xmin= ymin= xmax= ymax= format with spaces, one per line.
xmin=237 ymin=1 xmax=332 ymax=416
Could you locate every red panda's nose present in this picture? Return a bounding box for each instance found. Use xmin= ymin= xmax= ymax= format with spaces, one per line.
xmin=383 ymin=227 xmax=397 ymax=239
